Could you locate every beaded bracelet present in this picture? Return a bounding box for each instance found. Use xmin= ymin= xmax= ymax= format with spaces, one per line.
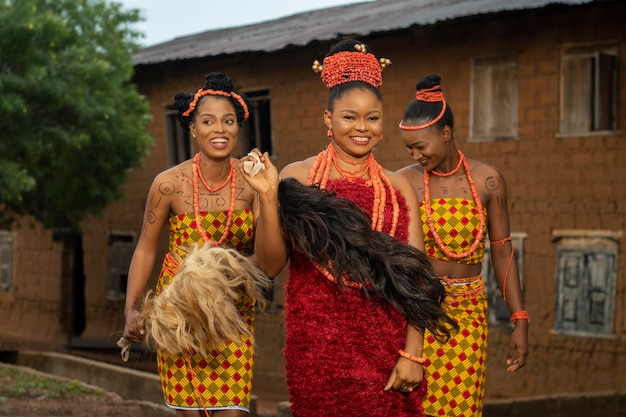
xmin=398 ymin=349 xmax=426 ymax=364
xmin=510 ymin=310 xmax=530 ymax=324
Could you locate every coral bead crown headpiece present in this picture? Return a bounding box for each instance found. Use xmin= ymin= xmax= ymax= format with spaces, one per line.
xmin=312 ymin=43 xmax=391 ymax=89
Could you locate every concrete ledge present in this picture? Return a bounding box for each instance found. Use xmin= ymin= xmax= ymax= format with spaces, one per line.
xmin=277 ymin=401 xmax=292 ymax=417
xmin=275 ymin=391 xmax=626 ymax=417
xmin=17 ymin=350 xmax=165 ymax=405
xmin=484 ymin=390 xmax=626 ymax=417
xmin=13 ymin=350 xmax=266 ymax=416
xmin=10 ymin=350 xmax=626 ymax=417
xmin=0 ymin=359 xmax=174 ymax=417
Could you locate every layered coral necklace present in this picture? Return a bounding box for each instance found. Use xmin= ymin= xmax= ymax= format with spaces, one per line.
xmin=423 ymin=150 xmax=486 ymax=259
xmin=191 ymin=153 xmax=237 ymax=246
xmin=306 ymin=142 xmax=399 ymax=236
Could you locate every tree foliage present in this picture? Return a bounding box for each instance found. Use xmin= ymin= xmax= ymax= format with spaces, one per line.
xmin=0 ymin=0 xmax=153 ymax=231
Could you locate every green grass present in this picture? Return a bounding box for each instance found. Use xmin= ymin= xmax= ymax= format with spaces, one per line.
xmin=0 ymin=366 xmax=102 ymax=400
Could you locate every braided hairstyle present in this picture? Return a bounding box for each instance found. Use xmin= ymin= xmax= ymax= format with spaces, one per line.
xmin=402 ymin=73 xmax=454 ymax=131
xmin=278 ymin=178 xmax=458 ymax=342
xmin=173 ymin=72 xmax=253 ymax=131
xmin=325 ymin=39 xmax=384 ymax=110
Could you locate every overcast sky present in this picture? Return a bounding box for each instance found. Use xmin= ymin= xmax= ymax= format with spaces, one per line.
xmin=116 ymin=0 xmax=371 ymax=46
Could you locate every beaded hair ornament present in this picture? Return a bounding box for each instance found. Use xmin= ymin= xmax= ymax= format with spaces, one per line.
xmin=398 ymin=84 xmax=447 ymax=130
xmin=312 ymin=43 xmax=391 ymax=89
xmin=307 ymin=42 xmax=398 ymax=236
xmin=182 ymin=88 xmax=250 ymax=121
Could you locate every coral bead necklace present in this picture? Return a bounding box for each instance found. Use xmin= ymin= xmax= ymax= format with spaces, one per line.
xmin=306 ymin=142 xmax=399 ymax=236
xmin=307 ymin=142 xmax=400 ymax=289
xmin=196 ymin=153 xmax=233 ymax=193
xmin=429 ymin=152 xmax=463 ymax=177
xmin=314 ymin=263 xmax=363 ymax=289
xmin=424 ymin=150 xmax=486 ymax=259
xmin=191 ymin=153 xmax=236 ymax=246
xmin=331 ymin=147 xmax=371 ymax=178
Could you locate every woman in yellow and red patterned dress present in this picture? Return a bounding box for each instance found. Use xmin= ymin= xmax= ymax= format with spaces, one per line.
xmin=397 ymin=73 xmax=529 ymax=417
xmin=122 ymin=72 xmax=285 ymax=417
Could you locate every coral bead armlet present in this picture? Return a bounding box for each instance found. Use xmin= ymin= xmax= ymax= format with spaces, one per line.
xmin=490 ymin=236 xmax=515 ymax=302
xmin=510 ymin=310 xmax=530 ymax=324
xmin=398 ymin=349 xmax=426 ymax=364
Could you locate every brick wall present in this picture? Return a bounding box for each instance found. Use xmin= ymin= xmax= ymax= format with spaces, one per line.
xmin=2 ymin=1 xmax=624 ymax=401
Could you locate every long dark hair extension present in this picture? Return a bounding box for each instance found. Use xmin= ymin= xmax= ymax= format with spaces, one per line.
xmin=278 ymin=178 xmax=458 ymax=342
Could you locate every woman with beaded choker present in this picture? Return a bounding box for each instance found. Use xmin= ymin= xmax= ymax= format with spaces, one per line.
xmin=396 ymin=73 xmax=529 ymax=417
xmin=122 ymin=72 xmax=285 ymax=417
xmin=276 ymin=40 xmax=455 ymax=417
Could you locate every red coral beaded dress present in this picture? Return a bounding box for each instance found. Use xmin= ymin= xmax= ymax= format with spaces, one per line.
xmin=284 ymin=178 xmax=427 ymax=417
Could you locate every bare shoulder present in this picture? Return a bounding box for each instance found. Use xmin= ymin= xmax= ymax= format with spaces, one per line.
xmin=467 ymin=157 xmax=507 ymax=192
xmin=395 ymin=163 xmax=424 ymax=182
xmin=147 ymin=160 xmax=192 ymax=199
xmin=468 ymin=157 xmax=501 ymax=174
xmin=279 ymin=157 xmax=316 ymax=184
xmin=384 ymin=169 xmax=418 ymax=196
xmin=155 ymin=158 xmax=190 ymax=181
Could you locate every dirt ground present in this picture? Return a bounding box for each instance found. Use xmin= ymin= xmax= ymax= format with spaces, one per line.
xmin=0 ymin=396 xmax=174 ymax=417
xmin=0 ymin=338 xmax=283 ymax=417
xmin=0 ymin=362 xmax=174 ymax=417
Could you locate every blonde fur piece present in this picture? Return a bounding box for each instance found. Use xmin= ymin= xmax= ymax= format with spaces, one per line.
xmin=141 ymin=244 xmax=271 ymax=358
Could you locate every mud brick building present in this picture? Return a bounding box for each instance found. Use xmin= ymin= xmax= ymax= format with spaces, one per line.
xmin=1 ymin=0 xmax=624 ymax=402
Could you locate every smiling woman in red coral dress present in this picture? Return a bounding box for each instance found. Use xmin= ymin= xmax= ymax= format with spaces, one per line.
xmin=275 ymin=40 xmax=456 ymax=417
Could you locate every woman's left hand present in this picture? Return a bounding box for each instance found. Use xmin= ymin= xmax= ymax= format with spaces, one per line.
xmin=384 ymin=358 xmax=423 ymax=392
xmin=506 ymin=320 xmax=529 ymax=372
xmin=239 ymin=149 xmax=279 ymax=196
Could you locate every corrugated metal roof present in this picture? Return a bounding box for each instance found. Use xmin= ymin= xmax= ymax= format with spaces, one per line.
xmin=133 ymin=0 xmax=594 ymax=66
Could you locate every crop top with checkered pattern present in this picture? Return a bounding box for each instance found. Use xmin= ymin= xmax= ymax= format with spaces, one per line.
xmin=419 ymin=197 xmax=487 ymax=265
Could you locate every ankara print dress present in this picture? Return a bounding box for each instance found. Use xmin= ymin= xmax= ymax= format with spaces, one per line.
xmin=154 ymin=209 xmax=256 ymax=413
xmin=420 ymin=198 xmax=489 ymax=417
xmin=284 ymin=178 xmax=427 ymax=417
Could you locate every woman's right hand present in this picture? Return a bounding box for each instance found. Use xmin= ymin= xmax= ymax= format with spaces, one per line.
xmin=123 ymin=309 xmax=145 ymax=343
xmin=239 ymin=149 xmax=280 ymax=197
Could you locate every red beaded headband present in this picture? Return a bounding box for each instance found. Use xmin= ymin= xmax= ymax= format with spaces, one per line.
xmin=182 ymin=88 xmax=250 ymax=121
xmin=399 ymin=85 xmax=446 ymax=131
xmin=312 ymin=44 xmax=391 ymax=89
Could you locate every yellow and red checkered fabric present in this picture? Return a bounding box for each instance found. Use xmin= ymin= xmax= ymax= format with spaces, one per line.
xmin=420 ymin=198 xmax=487 ymax=265
xmin=422 ymin=279 xmax=488 ymax=416
xmin=154 ymin=209 xmax=256 ymax=412
xmin=156 ymin=209 xmax=254 ymax=293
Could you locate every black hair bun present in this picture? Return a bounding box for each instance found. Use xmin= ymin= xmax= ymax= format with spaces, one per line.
xmin=327 ymin=39 xmax=374 ymax=56
xmin=204 ymin=72 xmax=234 ymax=93
xmin=416 ymin=73 xmax=442 ymax=91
